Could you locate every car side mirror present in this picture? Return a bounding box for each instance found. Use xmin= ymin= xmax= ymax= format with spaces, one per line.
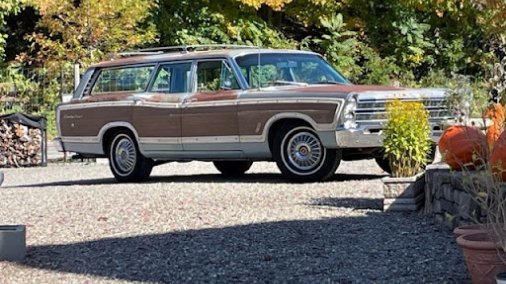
xmin=221 ymin=80 xmax=232 ymax=90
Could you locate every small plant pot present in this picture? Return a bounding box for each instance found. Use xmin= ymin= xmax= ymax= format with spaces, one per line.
xmin=457 ymin=232 xmax=506 ymax=284
xmin=497 ymin=272 xmax=506 ymax=284
xmin=453 ymin=224 xmax=488 ymax=238
xmin=0 ymin=225 xmax=26 ymax=261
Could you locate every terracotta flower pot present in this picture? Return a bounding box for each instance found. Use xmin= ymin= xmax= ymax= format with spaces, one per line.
xmin=457 ymin=232 xmax=506 ymax=284
xmin=453 ymin=224 xmax=488 ymax=238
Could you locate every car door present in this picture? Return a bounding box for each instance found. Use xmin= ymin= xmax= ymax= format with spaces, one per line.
xmin=181 ymin=59 xmax=242 ymax=153
xmin=132 ymin=62 xmax=191 ymax=155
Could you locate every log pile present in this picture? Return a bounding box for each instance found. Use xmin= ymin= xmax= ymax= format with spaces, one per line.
xmin=0 ymin=119 xmax=43 ymax=167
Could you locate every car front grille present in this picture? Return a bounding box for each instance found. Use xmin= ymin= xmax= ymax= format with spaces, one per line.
xmin=356 ymin=98 xmax=452 ymax=124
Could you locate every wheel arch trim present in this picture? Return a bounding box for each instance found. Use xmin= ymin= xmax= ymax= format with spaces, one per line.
xmin=98 ymin=122 xmax=143 ymax=155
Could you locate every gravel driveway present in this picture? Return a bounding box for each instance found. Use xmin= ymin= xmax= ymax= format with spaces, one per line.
xmin=0 ymin=159 xmax=468 ymax=283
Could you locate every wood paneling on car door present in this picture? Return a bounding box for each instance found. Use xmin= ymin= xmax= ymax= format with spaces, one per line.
xmin=181 ymin=90 xmax=240 ymax=151
xmin=60 ymin=105 xmax=133 ymax=137
xmin=237 ymin=102 xmax=338 ymax=136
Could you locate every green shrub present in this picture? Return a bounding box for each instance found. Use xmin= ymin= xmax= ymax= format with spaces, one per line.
xmin=0 ymin=66 xmax=61 ymax=139
xmin=383 ymin=100 xmax=431 ymax=177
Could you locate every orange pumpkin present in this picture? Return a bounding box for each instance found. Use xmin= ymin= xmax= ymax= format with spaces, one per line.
xmin=490 ymin=131 xmax=506 ymax=181
xmin=483 ymin=103 xmax=506 ymax=151
xmin=438 ymin=125 xmax=488 ymax=170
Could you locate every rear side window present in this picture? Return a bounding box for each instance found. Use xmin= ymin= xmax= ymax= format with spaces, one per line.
xmin=150 ymin=62 xmax=192 ymax=93
xmin=196 ymin=60 xmax=240 ymax=92
xmin=91 ymin=65 xmax=154 ymax=95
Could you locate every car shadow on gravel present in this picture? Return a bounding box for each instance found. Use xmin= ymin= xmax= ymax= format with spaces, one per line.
xmin=3 ymin=173 xmax=385 ymax=189
xmin=16 ymin=213 xmax=467 ymax=283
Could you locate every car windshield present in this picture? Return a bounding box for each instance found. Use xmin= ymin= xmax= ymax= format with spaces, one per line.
xmin=235 ymin=53 xmax=350 ymax=88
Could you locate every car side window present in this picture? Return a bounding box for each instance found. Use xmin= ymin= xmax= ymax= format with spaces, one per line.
xmin=151 ymin=62 xmax=192 ymax=93
xmin=240 ymin=64 xmax=282 ymax=88
xmin=196 ymin=60 xmax=240 ymax=92
xmin=91 ymin=65 xmax=154 ymax=95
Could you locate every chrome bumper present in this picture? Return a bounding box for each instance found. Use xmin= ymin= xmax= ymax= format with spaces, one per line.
xmin=336 ymin=125 xmax=447 ymax=148
xmin=335 ymin=127 xmax=383 ymax=148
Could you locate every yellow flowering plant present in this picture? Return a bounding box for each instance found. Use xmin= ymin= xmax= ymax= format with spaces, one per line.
xmin=383 ymin=100 xmax=432 ymax=177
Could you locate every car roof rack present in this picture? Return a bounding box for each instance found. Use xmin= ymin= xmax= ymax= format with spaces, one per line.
xmin=116 ymin=44 xmax=258 ymax=58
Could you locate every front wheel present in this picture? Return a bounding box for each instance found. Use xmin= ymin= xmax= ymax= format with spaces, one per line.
xmin=273 ymin=124 xmax=341 ymax=182
xmin=213 ymin=161 xmax=253 ymax=177
xmin=108 ymin=131 xmax=153 ymax=182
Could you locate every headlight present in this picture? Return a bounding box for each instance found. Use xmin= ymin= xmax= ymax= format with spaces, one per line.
xmin=342 ymin=96 xmax=358 ymax=129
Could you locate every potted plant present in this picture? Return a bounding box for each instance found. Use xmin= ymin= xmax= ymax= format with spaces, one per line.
xmin=453 ymin=53 xmax=506 ymax=284
xmin=382 ymin=100 xmax=432 ymax=211
xmin=455 ymin=167 xmax=506 ymax=284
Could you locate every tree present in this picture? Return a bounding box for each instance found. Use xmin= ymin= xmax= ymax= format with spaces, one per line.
xmin=0 ymin=0 xmax=21 ymax=62
xmin=20 ymin=0 xmax=158 ymax=68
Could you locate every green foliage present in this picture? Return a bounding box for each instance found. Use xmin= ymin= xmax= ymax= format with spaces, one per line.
xmin=155 ymin=0 xmax=295 ymax=48
xmin=22 ymin=0 xmax=157 ymax=68
xmin=311 ymin=14 xmax=361 ymax=79
xmin=0 ymin=66 xmax=61 ymax=138
xmin=358 ymin=47 xmax=400 ymax=85
xmin=303 ymin=13 xmax=400 ymax=84
xmin=0 ymin=0 xmax=21 ymax=61
xmin=383 ymin=100 xmax=432 ymax=177
xmin=392 ymin=17 xmax=434 ymax=69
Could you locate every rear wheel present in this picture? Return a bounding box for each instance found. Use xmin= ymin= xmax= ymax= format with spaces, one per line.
xmin=108 ymin=131 xmax=153 ymax=182
xmin=213 ymin=161 xmax=253 ymax=177
xmin=273 ymin=123 xmax=341 ymax=182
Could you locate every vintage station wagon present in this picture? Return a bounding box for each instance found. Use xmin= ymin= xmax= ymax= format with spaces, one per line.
xmin=56 ymin=45 xmax=451 ymax=182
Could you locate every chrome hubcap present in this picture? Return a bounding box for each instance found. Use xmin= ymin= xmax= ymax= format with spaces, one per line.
xmin=114 ymin=136 xmax=136 ymax=174
xmin=286 ymin=132 xmax=322 ymax=171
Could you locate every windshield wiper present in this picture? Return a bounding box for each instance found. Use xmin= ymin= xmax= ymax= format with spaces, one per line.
xmin=271 ymin=80 xmax=309 ymax=86
xmin=314 ymin=80 xmax=345 ymax=85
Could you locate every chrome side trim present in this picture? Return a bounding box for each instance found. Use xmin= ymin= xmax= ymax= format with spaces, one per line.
xmin=136 ymin=101 xmax=181 ymax=108
xmin=185 ymin=97 xmax=343 ymax=108
xmin=238 ymin=98 xmax=341 ymax=105
xmin=61 ymin=136 xmax=99 ymax=143
xmin=182 ymin=136 xmax=239 ymax=144
xmin=58 ymin=101 xmax=135 ymax=110
xmin=139 ymin=137 xmax=181 ymax=144
xmin=240 ymin=135 xmax=264 ymax=143
xmin=63 ymin=134 xmax=244 ymax=145
xmin=185 ymin=100 xmax=237 ymax=107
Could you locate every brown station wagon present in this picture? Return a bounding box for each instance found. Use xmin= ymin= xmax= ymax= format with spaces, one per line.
xmin=56 ymin=45 xmax=452 ymax=182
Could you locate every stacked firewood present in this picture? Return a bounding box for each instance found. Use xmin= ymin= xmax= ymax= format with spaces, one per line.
xmin=0 ymin=119 xmax=43 ymax=167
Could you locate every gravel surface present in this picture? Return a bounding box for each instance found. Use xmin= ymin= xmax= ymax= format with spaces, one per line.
xmin=0 ymin=159 xmax=468 ymax=284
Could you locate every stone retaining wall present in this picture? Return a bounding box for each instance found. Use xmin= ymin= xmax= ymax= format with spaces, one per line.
xmin=424 ymin=163 xmax=485 ymax=229
xmin=383 ymin=174 xmax=425 ymax=211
